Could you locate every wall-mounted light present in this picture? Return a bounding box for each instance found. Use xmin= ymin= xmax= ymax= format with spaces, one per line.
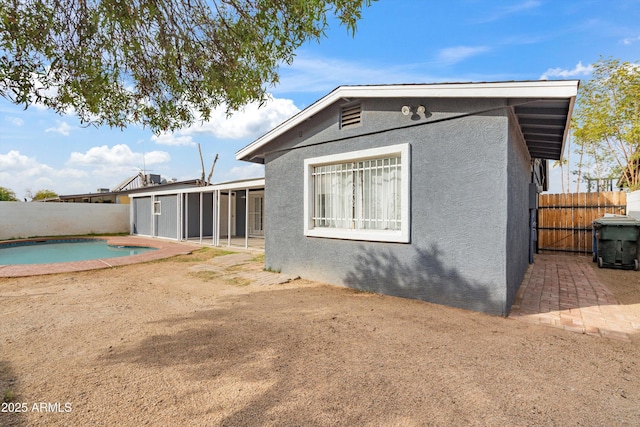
xmin=401 ymin=105 xmax=428 ymax=119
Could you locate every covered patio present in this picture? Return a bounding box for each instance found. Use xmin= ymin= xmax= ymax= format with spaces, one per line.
xmin=129 ymin=178 xmax=265 ymax=250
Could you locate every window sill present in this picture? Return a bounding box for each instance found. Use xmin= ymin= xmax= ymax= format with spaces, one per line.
xmin=304 ymin=228 xmax=409 ymax=243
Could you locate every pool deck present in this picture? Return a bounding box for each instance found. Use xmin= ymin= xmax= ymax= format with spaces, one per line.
xmin=0 ymin=236 xmax=200 ymax=278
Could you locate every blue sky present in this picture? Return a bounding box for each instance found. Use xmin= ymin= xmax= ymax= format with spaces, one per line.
xmin=1 ymin=0 xmax=639 ymax=199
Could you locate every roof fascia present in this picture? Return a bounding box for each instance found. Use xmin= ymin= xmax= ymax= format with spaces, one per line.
xmin=129 ymin=178 xmax=265 ymax=198
xmin=558 ymin=88 xmax=578 ymax=163
xmin=235 ymin=80 xmax=579 ymax=162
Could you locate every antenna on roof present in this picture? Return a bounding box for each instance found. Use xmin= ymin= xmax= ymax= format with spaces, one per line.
xmin=142 ymin=138 xmax=148 ymax=176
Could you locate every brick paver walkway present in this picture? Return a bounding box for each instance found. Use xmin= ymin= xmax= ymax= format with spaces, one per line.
xmin=509 ymin=255 xmax=640 ymax=341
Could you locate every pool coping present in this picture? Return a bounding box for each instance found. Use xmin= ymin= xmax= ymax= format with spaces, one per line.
xmin=0 ymin=236 xmax=199 ymax=277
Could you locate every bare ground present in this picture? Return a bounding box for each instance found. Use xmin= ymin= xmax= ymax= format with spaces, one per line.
xmin=1 ymin=248 xmax=639 ymax=426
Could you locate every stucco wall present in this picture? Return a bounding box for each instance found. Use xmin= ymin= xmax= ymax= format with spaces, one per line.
xmin=264 ymin=97 xmax=514 ymax=315
xmin=505 ymin=112 xmax=533 ymax=313
xmin=0 ymin=202 xmax=129 ymax=240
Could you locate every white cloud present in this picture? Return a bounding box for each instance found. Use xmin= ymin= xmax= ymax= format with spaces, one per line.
xmin=0 ymin=150 xmax=52 ymax=176
xmin=0 ymin=150 xmax=88 ymax=198
xmin=67 ymin=144 xmax=170 ymax=182
xmin=142 ymin=150 xmax=172 ymax=165
xmin=151 ymin=133 xmax=196 ymax=146
xmin=8 ymin=117 xmax=24 ymax=126
xmin=26 ymin=72 xmax=60 ymax=112
xmin=274 ymin=53 xmax=430 ymax=95
xmin=539 ymin=61 xmax=593 ymax=80
xmin=68 ymin=144 xmax=131 ymax=166
xmin=274 ymin=52 xmax=517 ymax=96
xmin=437 ymin=46 xmax=491 ymax=65
xmin=623 ymin=35 xmax=640 ymax=45
xmin=222 ymin=163 xmax=265 ymax=182
xmin=179 ymin=96 xmax=300 ymax=140
xmin=45 ymin=120 xmax=73 ymax=136
xmin=476 ymin=1 xmax=541 ymax=23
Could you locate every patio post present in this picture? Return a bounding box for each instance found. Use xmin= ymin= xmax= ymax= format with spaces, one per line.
xmin=245 ymin=187 xmax=249 ymax=249
xmin=185 ymin=193 xmax=189 ymax=241
xmin=199 ymin=191 xmax=203 ymax=244
xmin=227 ymin=191 xmax=232 ymax=247
xmin=216 ymin=189 xmax=221 ymax=247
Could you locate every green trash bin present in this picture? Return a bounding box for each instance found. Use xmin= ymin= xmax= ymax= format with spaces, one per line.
xmin=592 ymin=216 xmax=640 ymax=270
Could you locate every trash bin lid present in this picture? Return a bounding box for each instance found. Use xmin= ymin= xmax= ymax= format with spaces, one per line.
xmin=593 ymin=215 xmax=640 ymax=227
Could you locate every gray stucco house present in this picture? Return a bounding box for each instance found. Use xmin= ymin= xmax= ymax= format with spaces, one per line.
xmin=237 ymin=81 xmax=578 ymax=316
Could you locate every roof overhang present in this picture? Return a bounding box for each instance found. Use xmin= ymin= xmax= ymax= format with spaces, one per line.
xmin=511 ymin=97 xmax=577 ymax=160
xmin=236 ymin=80 xmax=579 ymax=163
xmin=129 ymin=178 xmax=265 ymax=198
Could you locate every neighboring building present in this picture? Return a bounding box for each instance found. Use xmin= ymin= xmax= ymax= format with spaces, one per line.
xmin=236 ymin=81 xmax=579 ymax=315
xmin=40 ymin=175 xmax=199 ymax=204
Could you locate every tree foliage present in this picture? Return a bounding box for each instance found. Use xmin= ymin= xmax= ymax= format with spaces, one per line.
xmin=0 ymin=0 xmax=373 ymax=133
xmin=0 ymin=186 xmax=18 ymax=201
xmin=572 ymin=57 xmax=640 ymax=190
xmin=30 ymin=189 xmax=58 ymax=200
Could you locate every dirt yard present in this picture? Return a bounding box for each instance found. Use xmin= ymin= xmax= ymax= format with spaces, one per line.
xmin=1 ymin=248 xmax=638 ymax=426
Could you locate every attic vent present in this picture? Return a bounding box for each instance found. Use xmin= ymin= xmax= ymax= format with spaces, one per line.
xmin=340 ymin=104 xmax=361 ymax=129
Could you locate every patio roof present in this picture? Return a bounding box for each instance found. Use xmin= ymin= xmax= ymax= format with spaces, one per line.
xmin=128 ymin=177 xmax=265 ymax=198
xmin=236 ymin=80 xmax=579 ymax=163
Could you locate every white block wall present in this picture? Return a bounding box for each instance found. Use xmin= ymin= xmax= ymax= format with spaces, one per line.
xmin=0 ymin=202 xmax=130 ymax=240
xmin=627 ymin=190 xmax=640 ymax=220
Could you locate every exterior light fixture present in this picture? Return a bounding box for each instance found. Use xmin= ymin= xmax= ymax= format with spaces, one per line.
xmin=401 ymin=105 xmax=428 ymax=117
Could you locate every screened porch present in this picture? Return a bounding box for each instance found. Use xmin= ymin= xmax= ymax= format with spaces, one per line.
xmin=129 ymin=178 xmax=265 ymax=250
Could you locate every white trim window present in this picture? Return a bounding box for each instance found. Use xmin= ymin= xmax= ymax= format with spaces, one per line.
xmin=304 ymin=143 xmax=410 ymax=242
xmin=153 ymin=200 xmax=161 ymax=215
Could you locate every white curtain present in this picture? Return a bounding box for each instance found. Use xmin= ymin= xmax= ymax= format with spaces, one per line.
xmin=313 ymin=156 xmax=401 ymax=230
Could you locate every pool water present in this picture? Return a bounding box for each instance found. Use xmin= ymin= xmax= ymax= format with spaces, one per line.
xmin=0 ymin=239 xmax=156 ymax=265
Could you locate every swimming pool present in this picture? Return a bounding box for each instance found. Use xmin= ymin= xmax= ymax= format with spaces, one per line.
xmin=0 ymin=238 xmax=156 ymax=265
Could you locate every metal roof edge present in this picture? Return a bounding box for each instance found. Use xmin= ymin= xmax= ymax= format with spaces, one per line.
xmin=129 ymin=178 xmax=266 ymax=198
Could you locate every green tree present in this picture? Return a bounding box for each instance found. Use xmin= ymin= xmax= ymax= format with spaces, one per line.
xmin=572 ymin=57 xmax=640 ymax=190
xmin=0 ymin=0 xmax=373 ymax=133
xmin=28 ymin=189 xmax=58 ymax=200
xmin=0 ymin=186 xmax=18 ymax=201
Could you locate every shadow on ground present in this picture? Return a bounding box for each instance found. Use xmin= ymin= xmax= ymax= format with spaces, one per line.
xmin=0 ymin=360 xmax=26 ymax=427
xmin=97 ymin=282 xmax=640 ymax=426
xmin=343 ymin=244 xmax=504 ymax=315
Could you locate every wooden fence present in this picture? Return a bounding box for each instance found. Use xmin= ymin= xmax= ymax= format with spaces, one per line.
xmin=537 ymin=192 xmax=627 ymax=254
